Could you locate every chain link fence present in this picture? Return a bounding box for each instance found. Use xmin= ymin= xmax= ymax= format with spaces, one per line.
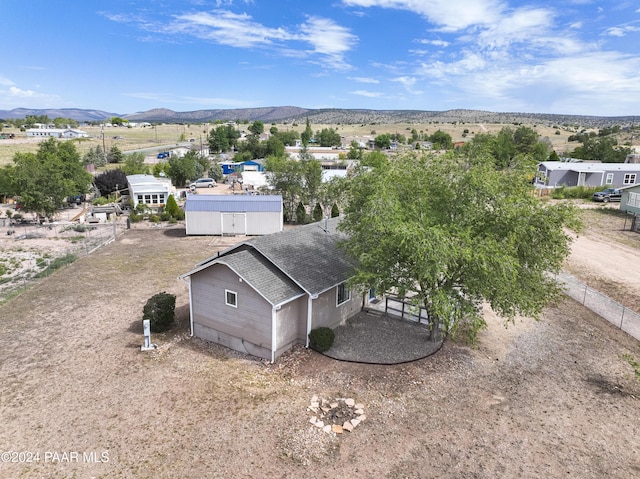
xmin=0 ymin=221 xmax=127 ymax=304
xmin=557 ymin=272 xmax=640 ymax=341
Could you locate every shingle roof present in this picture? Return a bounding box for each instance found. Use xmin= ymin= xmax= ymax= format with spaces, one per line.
xmin=242 ymin=217 xmax=354 ymax=296
xmin=217 ymin=249 xmax=304 ymax=305
xmin=185 ymin=217 xmax=355 ymax=298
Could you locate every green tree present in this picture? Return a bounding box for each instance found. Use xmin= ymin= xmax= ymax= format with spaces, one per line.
xmin=316 ymin=128 xmax=342 ymax=147
xmin=272 ymin=129 xmax=300 ymax=146
xmin=429 ymin=130 xmax=453 ymax=150
xmin=82 ymin=145 xmax=107 ymax=168
xmin=312 ymin=202 xmax=324 ymax=222
xmin=339 ymin=152 xmax=580 ymax=343
xmin=301 ymin=118 xmax=313 ymax=146
xmin=9 ymin=138 xmax=91 ymax=219
xmin=374 ymin=134 xmax=392 ymax=150
xmin=107 ymin=145 xmax=124 ymax=164
xmin=295 ymin=202 xmax=307 ymax=224
xmin=121 ymin=152 xmax=148 ymax=175
xmin=570 ymin=136 xmax=630 ymax=163
xmin=165 ymin=194 xmax=183 ymax=220
xmin=168 ymin=151 xmax=201 ymax=187
xmin=264 ymin=155 xmax=304 ymax=222
xmin=248 ymin=120 xmax=264 ymax=136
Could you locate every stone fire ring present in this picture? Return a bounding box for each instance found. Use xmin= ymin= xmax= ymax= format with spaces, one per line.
xmin=307 ymin=395 xmax=366 ymax=434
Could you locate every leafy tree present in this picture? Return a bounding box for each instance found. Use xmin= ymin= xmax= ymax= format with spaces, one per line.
xmin=107 ymin=145 xmax=124 ymax=164
xmin=313 ymin=202 xmax=324 ymax=222
xmin=165 ymin=194 xmax=183 ymax=220
xmin=429 ymin=130 xmax=453 ymax=150
xmin=301 ymin=159 xmax=323 ymax=207
xmin=168 ymin=151 xmax=201 ymax=187
xmin=152 ymin=162 xmax=171 ymax=177
xmin=82 ymin=145 xmax=107 ymax=167
xmin=248 ymin=120 xmax=264 ymax=136
xmin=264 ymin=155 xmax=304 ymax=222
xmin=53 ymin=117 xmax=79 ymax=128
xmin=264 ymin=135 xmax=285 ymax=158
xmin=316 ymin=128 xmax=342 ymax=147
xmin=272 ymin=129 xmax=300 ymax=146
xmin=24 ymin=114 xmax=50 ymax=127
xmin=330 ymin=203 xmax=340 ymax=217
xmin=347 ymin=140 xmax=365 ymax=160
xmin=339 ymin=152 xmax=580 ymax=343
xmin=9 ymin=138 xmax=92 ymax=219
xmin=94 ymin=169 xmax=127 ymax=197
xmin=301 ymin=118 xmax=313 ymax=146
xmin=121 ymin=152 xmax=148 ymax=175
xmin=374 ymin=133 xmax=392 ymax=150
xmin=208 ymin=162 xmax=224 ymax=182
xmin=208 ymin=124 xmax=240 ymax=153
xmin=295 ymin=202 xmax=307 ymax=224
xmin=570 ymin=136 xmax=630 ymax=163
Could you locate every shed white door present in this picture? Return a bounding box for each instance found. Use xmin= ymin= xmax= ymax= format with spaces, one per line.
xmin=221 ymin=213 xmax=246 ymax=235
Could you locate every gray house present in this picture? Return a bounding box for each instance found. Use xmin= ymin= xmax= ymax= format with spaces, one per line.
xmin=535 ymin=161 xmax=640 ymax=188
xmin=184 ymin=194 xmax=283 ymax=236
xmin=179 ymin=217 xmax=362 ymax=361
xmin=620 ymin=184 xmax=640 ymax=217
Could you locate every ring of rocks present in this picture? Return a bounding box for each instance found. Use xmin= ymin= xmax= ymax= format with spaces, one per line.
xmin=307 ymin=395 xmax=366 ymax=434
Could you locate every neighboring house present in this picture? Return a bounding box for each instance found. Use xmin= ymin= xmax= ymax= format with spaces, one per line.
xmin=126 ymin=174 xmax=171 ymax=209
xmin=620 ymin=184 xmax=640 ymax=216
xmin=179 ymin=217 xmax=362 ymax=361
xmin=26 ymin=125 xmax=89 ymax=138
xmin=184 ymin=194 xmax=283 ymax=236
xmin=535 ymin=161 xmax=640 ymax=188
xmin=286 ymin=146 xmax=342 ymax=161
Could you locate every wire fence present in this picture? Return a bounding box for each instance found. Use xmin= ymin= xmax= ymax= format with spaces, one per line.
xmin=557 ymin=272 xmax=640 ymax=341
xmin=0 ymin=221 xmax=127 ymax=304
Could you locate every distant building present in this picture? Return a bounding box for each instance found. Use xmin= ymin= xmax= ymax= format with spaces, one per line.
xmin=26 ymin=124 xmax=88 ymax=138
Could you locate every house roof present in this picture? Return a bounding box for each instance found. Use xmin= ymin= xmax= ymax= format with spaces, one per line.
xmin=216 ymin=249 xmax=304 ymax=306
xmin=182 ymin=217 xmax=355 ymax=298
xmin=538 ymin=161 xmax=640 ymax=173
xmin=184 ymin=194 xmax=282 ymax=213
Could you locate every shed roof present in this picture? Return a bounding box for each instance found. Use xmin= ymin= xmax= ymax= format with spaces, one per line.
xmin=184 ymin=194 xmax=282 ymax=213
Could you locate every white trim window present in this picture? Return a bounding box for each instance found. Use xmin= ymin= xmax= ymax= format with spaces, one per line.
xmin=628 ymin=192 xmax=640 ymax=208
xmin=225 ymin=289 xmax=237 ymax=308
xmin=605 ymin=173 xmax=614 ymax=184
xmin=624 ymin=174 xmax=637 ymax=185
xmin=336 ymin=283 xmax=351 ymax=306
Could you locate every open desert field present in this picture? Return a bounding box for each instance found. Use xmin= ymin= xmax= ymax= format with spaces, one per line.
xmin=0 ymin=204 xmax=639 ymax=478
xmin=0 ymin=120 xmax=580 ymax=166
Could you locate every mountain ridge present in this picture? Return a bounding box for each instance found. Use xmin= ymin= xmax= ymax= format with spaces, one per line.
xmin=1 ymin=106 xmax=638 ymax=128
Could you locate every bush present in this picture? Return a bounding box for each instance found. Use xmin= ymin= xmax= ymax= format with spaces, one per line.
xmin=143 ymin=292 xmax=176 ymax=333
xmin=308 ymin=327 xmax=335 ymax=352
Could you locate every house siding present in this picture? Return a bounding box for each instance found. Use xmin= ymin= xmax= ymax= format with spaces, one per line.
xmin=621 ymin=185 xmax=640 ymax=215
xmin=311 ymin=286 xmax=360 ymax=330
xmin=191 ymin=264 xmax=273 ymax=358
xmin=185 ymin=207 xmax=282 ymax=236
xmin=274 ymin=297 xmax=307 ymax=358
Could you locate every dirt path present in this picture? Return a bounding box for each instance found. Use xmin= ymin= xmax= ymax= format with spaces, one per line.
xmin=0 ymin=222 xmax=639 ymax=478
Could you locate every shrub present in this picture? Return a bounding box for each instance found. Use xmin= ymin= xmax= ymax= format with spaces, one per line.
xmin=160 ymin=211 xmax=172 ymax=221
xmin=312 ymin=202 xmax=323 ymax=222
xmin=143 ymin=292 xmax=176 ymax=333
xmin=165 ymin=194 xmax=180 ymax=218
xmin=128 ymin=212 xmax=143 ymax=223
xmin=308 ymin=327 xmax=335 ymax=352
xmin=296 ymin=202 xmax=307 ymax=224
xmin=149 ymin=214 xmax=160 ymax=223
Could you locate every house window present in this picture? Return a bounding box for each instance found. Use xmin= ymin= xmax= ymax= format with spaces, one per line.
xmin=628 ymin=192 xmax=640 ymax=208
xmin=225 ymin=289 xmax=237 ymax=308
xmin=336 ymin=283 xmax=351 ymax=306
xmin=605 ymin=173 xmax=614 ymax=184
xmin=624 ymin=174 xmax=637 ymax=185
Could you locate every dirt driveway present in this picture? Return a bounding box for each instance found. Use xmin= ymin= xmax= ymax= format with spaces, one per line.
xmin=1 ymin=209 xmax=639 ymax=478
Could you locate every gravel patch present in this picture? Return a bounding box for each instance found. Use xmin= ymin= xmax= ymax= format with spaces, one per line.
xmin=322 ymin=309 xmax=443 ymax=364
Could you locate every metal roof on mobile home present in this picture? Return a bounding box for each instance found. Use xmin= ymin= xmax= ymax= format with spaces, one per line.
xmin=184 ymin=194 xmax=282 ymax=212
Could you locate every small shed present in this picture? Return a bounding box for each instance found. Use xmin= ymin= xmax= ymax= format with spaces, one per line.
xmin=184 ymin=194 xmax=283 ymax=236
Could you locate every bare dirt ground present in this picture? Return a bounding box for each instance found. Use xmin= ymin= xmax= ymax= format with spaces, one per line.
xmin=1 ymin=205 xmax=639 ymax=478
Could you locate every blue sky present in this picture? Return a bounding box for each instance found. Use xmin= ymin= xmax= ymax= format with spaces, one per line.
xmin=1 ymin=0 xmax=640 ymax=116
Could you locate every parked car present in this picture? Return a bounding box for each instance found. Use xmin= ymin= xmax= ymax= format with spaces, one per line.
xmin=157 ymin=152 xmax=169 ymax=159
xmin=592 ymin=188 xmax=622 ymax=202
xmin=191 ymin=178 xmax=216 ymax=189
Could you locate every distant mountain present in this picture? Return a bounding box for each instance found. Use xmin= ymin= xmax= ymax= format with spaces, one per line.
xmin=0 ymin=108 xmax=121 ymax=122
xmin=2 ymin=106 xmax=638 ymax=128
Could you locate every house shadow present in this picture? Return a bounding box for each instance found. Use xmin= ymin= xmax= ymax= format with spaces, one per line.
xmin=163 ymin=227 xmax=187 ymax=238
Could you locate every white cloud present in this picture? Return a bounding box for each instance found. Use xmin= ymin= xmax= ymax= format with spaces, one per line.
xmin=299 ymin=16 xmax=357 ymax=70
xmin=418 ymin=39 xmax=450 ymax=47
xmin=351 ymin=90 xmax=383 ymax=97
xmin=348 ymin=76 xmax=379 ymax=83
xmin=604 ymin=25 xmax=640 ymax=37
xmin=342 ymin=0 xmax=504 ymax=31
